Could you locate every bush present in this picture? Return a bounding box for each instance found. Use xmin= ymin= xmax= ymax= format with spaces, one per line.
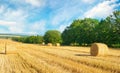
xmin=44 ymin=30 xmax=62 ymax=44
xmin=12 ymin=36 xmax=44 ymax=44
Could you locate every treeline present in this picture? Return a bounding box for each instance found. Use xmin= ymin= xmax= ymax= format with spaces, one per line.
xmin=12 ymin=10 xmax=120 ymax=48
xmin=62 ymin=10 xmax=120 ymax=48
xmin=12 ymin=36 xmax=44 ymax=44
xmin=12 ymin=30 xmax=62 ymax=45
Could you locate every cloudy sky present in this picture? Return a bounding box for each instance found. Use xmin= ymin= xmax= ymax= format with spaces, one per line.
xmin=0 ymin=0 xmax=119 ymax=35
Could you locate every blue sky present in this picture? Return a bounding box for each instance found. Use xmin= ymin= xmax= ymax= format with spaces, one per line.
xmin=0 ymin=0 xmax=119 ymax=35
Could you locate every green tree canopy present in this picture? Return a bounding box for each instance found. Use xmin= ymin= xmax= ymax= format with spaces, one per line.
xmin=62 ymin=10 xmax=120 ymax=48
xmin=44 ymin=30 xmax=62 ymax=44
xmin=62 ymin=18 xmax=99 ymax=46
xmin=12 ymin=36 xmax=44 ymax=44
xmin=25 ymin=36 xmax=44 ymax=44
xmin=96 ymin=10 xmax=120 ymax=47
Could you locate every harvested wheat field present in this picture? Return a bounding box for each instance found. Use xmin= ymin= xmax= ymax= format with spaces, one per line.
xmin=0 ymin=39 xmax=120 ymax=73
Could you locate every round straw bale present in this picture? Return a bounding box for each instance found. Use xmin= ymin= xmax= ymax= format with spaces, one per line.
xmin=5 ymin=45 xmax=17 ymax=54
xmin=56 ymin=43 xmax=60 ymax=46
xmin=6 ymin=49 xmax=17 ymax=54
xmin=90 ymin=43 xmax=109 ymax=56
xmin=42 ymin=42 xmax=45 ymax=45
xmin=47 ymin=43 xmax=52 ymax=46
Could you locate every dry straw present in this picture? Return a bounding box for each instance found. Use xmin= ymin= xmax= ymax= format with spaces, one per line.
xmin=47 ymin=43 xmax=52 ymax=46
xmin=56 ymin=43 xmax=60 ymax=46
xmin=90 ymin=43 xmax=109 ymax=56
xmin=42 ymin=42 xmax=45 ymax=45
xmin=5 ymin=45 xmax=17 ymax=54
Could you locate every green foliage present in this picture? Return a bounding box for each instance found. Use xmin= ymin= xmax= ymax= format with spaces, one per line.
xmin=12 ymin=36 xmax=44 ymax=44
xmin=25 ymin=36 xmax=44 ymax=44
xmin=96 ymin=10 xmax=120 ymax=47
xmin=44 ymin=30 xmax=62 ymax=44
xmin=62 ymin=18 xmax=99 ymax=46
xmin=12 ymin=10 xmax=120 ymax=48
xmin=62 ymin=10 xmax=120 ymax=48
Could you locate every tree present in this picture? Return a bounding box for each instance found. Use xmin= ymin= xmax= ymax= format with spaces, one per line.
xmin=62 ymin=18 xmax=99 ymax=46
xmin=76 ymin=18 xmax=99 ymax=45
xmin=96 ymin=10 xmax=120 ymax=47
xmin=44 ymin=30 xmax=62 ymax=44
xmin=12 ymin=36 xmax=44 ymax=44
xmin=36 ymin=36 xmax=44 ymax=44
xmin=25 ymin=36 xmax=44 ymax=44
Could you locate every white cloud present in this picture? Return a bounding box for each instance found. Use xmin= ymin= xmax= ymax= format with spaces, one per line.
xmin=0 ymin=20 xmax=24 ymax=33
xmin=0 ymin=0 xmax=119 ymax=35
xmin=0 ymin=5 xmax=5 ymax=14
xmin=58 ymin=25 xmax=68 ymax=32
xmin=8 ymin=26 xmax=24 ymax=33
xmin=81 ymin=0 xmax=95 ymax=4
xmin=3 ymin=9 xmax=28 ymax=21
xmin=48 ymin=0 xmax=67 ymax=9
xmin=0 ymin=20 xmax=16 ymax=26
xmin=25 ymin=32 xmax=38 ymax=35
xmin=84 ymin=0 xmax=119 ymax=18
xmin=51 ymin=4 xmax=82 ymax=25
xmin=9 ymin=0 xmax=46 ymax=8
xmin=30 ymin=20 xmax=46 ymax=34
xmin=25 ymin=0 xmax=46 ymax=7
xmin=0 ymin=5 xmax=29 ymax=33
xmin=0 ymin=28 xmax=8 ymax=33
xmin=0 ymin=2 xmax=47 ymax=34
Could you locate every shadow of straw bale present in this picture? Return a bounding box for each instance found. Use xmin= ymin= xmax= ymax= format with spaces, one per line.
xmin=0 ymin=52 xmax=6 ymax=54
xmin=75 ymin=53 xmax=91 ymax=56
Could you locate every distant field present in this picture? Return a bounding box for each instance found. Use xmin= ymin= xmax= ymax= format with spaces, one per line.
xmin=0 ymin=34 xmax=27 ymax=38
xmin=0 ymin=39 xmax=120 ymax=73
xmin=0 ymin=35 xmax=20 ymax=37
